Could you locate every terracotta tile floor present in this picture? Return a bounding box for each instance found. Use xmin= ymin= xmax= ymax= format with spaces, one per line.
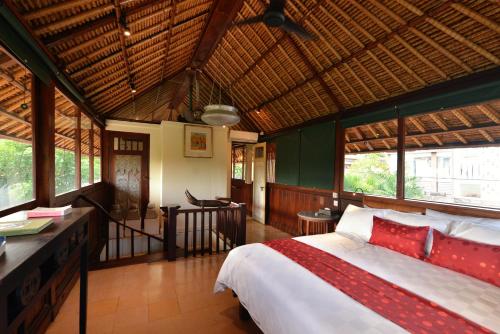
xmin=46 ymin=220 xmax=290 ymax=334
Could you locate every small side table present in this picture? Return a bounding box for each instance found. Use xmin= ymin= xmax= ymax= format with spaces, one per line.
xmin=297 ymin=211 xmax=340 ymax=236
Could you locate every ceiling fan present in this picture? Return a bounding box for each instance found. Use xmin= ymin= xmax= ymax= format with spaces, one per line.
xmin=233 ymin=0 xmax=315 ymax=40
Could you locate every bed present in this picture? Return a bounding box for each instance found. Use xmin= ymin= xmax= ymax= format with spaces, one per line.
xmin=214 ymin=207 xmax=500 ymax=334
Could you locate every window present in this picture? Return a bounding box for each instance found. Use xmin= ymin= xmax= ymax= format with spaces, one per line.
xmin=55 ymin=90 xmax=77 ymax=195
xmin=94 ymin=126 xmax=101 ymax=182
xmin=80 ymin=113 xmax=91 ymax=187
xmin=231 ymin=145 xmax=245 ymax=179
xmin=344 ymin=119 xmax=398 ymax=197
xmin=404 ymin=104 xmax=500 ymax=208
xmin=0 ymin=51 xmax=34 ymax=210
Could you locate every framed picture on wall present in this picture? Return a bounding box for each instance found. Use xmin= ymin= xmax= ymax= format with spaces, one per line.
xmin=184 ymin=124 xmax=213 ymax=158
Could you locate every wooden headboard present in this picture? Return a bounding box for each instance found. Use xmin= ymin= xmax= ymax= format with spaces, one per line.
xmin=362 ymin=196 xmax=500 ymax=219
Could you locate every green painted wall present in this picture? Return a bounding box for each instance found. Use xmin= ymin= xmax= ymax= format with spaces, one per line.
xmin=274 ymin=121 xmax=335 ymax=190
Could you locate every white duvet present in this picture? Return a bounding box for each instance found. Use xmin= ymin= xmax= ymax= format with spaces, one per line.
xmin=214 ymin=233 xmax=500 ymax=334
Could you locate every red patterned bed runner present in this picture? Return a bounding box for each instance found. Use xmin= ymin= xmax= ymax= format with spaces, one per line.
xmin=264 ymin=239 xmax=492 ymax=334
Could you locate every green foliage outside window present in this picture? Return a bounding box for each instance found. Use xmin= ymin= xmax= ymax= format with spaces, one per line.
xmin=55 ymin=148 xmax=76 ymax=195
xmin=81 ymin=154 xmax=90 ymax=186
xmin=233 ymin=163 xmax=243 ymax=179
xmin=94 ymin=156 xmax=101 ymax=182
xmin=0 ymin=139 xmax=34 ymax=210
xmin=344 ymin=153 xmax=423 ymax=198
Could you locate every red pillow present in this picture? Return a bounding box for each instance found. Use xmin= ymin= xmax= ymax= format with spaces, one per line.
xmin=426 ymin=230 xmax=500 ymax=287
xmin=369 ymin=216 xmax=429 ymax=259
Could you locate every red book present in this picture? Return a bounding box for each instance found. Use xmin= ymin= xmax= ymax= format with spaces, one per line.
xmin=27 ymin=205 xmax=72 ymax=218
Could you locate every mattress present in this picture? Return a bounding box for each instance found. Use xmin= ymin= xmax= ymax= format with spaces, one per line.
xmin=214 ymin=233 xmax=500 ymax=334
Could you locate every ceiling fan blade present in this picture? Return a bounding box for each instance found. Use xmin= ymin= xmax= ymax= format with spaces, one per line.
xmin=233 ymin=15 xmax=264 ymax=26
xmin=269 ymin=0 xmax=286 ymax=12
xmin=282 ymin=17 xmax=315 ymax=40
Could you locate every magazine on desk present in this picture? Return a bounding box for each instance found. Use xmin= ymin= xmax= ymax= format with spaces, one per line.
xmin=0 ymin=211 xmax=54 ymax=237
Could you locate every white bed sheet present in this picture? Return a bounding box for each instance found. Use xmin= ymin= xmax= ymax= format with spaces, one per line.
xmin=214 ymin=233 xmax=500 ymax=334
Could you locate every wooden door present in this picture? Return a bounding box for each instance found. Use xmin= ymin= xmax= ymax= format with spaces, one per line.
xmin=106 ymin=131 xmax=150 ymax=227
xmin=253 ymin=143 xmax=266 ymax=224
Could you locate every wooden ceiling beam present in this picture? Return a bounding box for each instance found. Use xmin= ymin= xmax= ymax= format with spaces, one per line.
xmin=451 ymin=109 xmax=473 ymax=128
xmin=228 ymin=0 xmax=324 ymax=90
xmin=395 ymin=0 xmax=499 ymax=65
xmin=113 ymin=0 xmax=133 ymax=90
xmin=477 ymin=105 xmax=500 ymax=124
xmin=479 ymin=129 xmax=494 ymax=143
xmin=242 ymin=1 xmax=458 ymax=113
xmin=44 ymin=0 xmax=170 ymax=47
xmin=347 ymin=123 xmax=500 ymax=147
xmin=168 ymin=0 xmax=244 ymax=113
xmin=286 ymin=35 xmax=342 ymax=112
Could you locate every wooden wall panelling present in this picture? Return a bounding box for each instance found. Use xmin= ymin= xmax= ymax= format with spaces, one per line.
xmin=230 ymin=179 xmax=252 ymax=216
xmin=267 ymin=183 xmax=333 ymax=235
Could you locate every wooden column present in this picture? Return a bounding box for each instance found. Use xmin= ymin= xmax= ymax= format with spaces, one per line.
xmin=397 ymin=114 xmax=406 ymax=200
xmin=32 ymin=77 xmax=55 ymax=206
xmin=89 ymin=122 xmax=94 ymax=184
xmin=102 ymin=130 xmax=110 ymax=184
xmin=75 ymin=111 xmax=81 ymax=189
xmin=333 ymin=117 xmax=345 ymax=195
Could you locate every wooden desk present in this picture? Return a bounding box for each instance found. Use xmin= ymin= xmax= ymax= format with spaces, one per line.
xmin=0 ymin=207 xmax=93 ymax=334
xmin=297 ymin=211 xmax=340 ymax=236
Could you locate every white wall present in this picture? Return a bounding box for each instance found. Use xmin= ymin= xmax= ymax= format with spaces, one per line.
xmin=105 ymin=120 xmax=232 ymax=209
xmin=161 ymin=121 xmax=230 ymax=207
xmin=105 ymin=120 xmax=163 ymax=207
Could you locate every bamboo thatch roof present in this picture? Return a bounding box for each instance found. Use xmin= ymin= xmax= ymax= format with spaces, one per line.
xmin=0 ymin=48 xmax=101 ymax=154
xmin=3 ymin=0 xmax=500 ymax=133
xmin=345 ymin=99 xmax=500 ymax=153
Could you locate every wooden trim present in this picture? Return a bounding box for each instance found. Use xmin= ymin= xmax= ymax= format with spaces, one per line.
xmin=363 ymin=195 xmax=500 ymax=219
xmin=268 ymin=183 xmax=333 ymax=195
xmin=0 ymin=200 xmax=37 ymax=218
xmin=89 ymin=122 xmax=94 ymax=184
xmin=75 ymin=110 xmax=81 ymax=189
xmin=396 ymin=115 xmax=405 ymax=199
xmin=334 ymin=118 xmax=345 ymax=194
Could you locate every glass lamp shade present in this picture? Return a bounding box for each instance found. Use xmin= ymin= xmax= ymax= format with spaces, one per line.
xmin=202 ymin=104 xmax=240 ymax=126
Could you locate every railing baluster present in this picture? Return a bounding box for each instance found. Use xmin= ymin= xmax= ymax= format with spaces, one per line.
xmin=116 ymin=221 xmax=120 ymax=260
xmin=222 ymin=209 xmax=229 ymax=252
xmin=201 ymin=209 xmax=205 ymax=256
xmin=231 ymin=209 xmax=236 ymax=249
xmin=106 ymin=219 xmax=109 ymax=262
xmin=208 ymin=212 xmax=213 ymax=255
xmin=184 ymin=212 xmax=189 ymax=258
xmin=131 ymin=230 xmax=135 ymax=258
xmin=216 ymin=211 xmax=220 ymax=254
xmin=147 ymin=236 xmax=151 ymax=255
xmin=193 ymin=212 xmax=197 ymax=257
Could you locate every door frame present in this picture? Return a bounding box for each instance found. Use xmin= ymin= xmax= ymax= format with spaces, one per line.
xmin=105 ymin=130 xmax=150 ymax=227
xmin=253 ymin=142 xmax=267 ymax=224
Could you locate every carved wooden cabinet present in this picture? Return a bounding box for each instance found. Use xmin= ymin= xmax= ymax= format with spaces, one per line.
xmin=0 ymin=208 xmax=93 ymax=334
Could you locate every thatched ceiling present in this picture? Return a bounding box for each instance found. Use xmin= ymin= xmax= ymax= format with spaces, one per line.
xmin=4 ymin=0 xmax=500 ymax=133
xmin=0 ymin=48 xmax=100 ymax=154
xmin=345 ymin=99 xmax=500 ymax=154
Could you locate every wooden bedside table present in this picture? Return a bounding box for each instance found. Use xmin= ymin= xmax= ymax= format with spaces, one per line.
xmin=297 ymin=211 xmax=340 ymax=236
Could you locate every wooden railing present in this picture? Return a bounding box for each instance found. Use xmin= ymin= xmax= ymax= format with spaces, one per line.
xmin=76 ymin=195 xmax=163 ymax=266
xmin=164 ymin=203 xmax=247 ymax=261
xmin=77 ymin=195 xmax=247 ymax=266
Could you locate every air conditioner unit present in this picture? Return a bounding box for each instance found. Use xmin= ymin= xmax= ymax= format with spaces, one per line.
xmin=230 ymin=130 xmax=259 ymax=143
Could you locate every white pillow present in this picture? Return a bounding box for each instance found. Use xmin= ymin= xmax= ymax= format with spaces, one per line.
xmin=336 ymin=204 xmax=390 ymax=242
xmin=425 ymin=209 xmax=500 ymax=227
xmin=384 ymin=211 xmax=454 ymax=255
xmin=448 ymin=221 xmax=500 ymax=246
xmin=385 ymin=211 xmax=451 ymax=233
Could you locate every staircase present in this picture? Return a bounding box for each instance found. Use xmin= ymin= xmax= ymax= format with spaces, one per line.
xmin=75 ymin=195 xmax=247 ymax=269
